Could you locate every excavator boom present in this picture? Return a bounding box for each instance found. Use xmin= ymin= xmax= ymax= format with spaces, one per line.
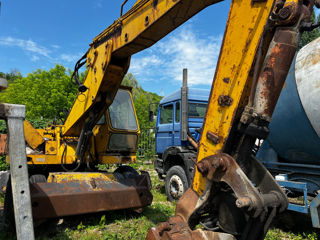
xmin=63 ymin=0 xmax=222 ymax=137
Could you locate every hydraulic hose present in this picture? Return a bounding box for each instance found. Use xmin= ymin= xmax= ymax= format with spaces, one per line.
xmin=60 ymin=142 xmax=82 ymax=172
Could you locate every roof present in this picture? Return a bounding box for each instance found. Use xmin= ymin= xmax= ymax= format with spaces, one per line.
xmin=160 ymin=88 xmax=210 ymax=104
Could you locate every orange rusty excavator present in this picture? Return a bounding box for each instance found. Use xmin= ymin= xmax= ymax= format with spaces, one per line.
xmin=3 ymin=0 xmax=319 ymax=239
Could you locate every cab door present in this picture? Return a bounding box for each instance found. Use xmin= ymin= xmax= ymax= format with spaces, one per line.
xmin=156 ymin=103 xmax=174 ymax=154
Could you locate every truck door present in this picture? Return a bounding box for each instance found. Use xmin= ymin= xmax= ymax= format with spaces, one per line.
xmin=156 ymin=103 xmax=174 ymax=153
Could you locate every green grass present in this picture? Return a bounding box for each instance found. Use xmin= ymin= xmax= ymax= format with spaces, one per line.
xmin=0 ymin=193 xmax=4 ymax=205
xmin=266 ymin=228 xmax=318 ymax=240
xmin=0 ymin=162 xmax=319 ymax=240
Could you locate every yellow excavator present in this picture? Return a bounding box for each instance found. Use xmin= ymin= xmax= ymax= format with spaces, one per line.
xmin=3 ymin=0 xmax=319 ymax=239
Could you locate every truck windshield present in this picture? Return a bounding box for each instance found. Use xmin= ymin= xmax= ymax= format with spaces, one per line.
xmin=109 ymin=89 xmax=138 ymax=131
xmin=188 ymin=103 xmax=207 ymax=118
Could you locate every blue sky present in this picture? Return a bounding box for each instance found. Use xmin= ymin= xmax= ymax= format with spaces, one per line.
xmin=0 ymin=0 xmax=232 ymax=96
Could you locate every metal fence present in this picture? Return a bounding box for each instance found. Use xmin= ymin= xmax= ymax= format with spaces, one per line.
xmin=138 ymin=128 xmax=156 ymax=161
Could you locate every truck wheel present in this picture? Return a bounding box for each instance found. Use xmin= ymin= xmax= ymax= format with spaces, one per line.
xmin=165 ymin=166 xmax=188 ymax=201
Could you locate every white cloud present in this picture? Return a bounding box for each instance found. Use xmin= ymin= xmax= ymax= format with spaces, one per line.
xmin=51 ymin=44 xmax=61 ymax=49
xmin=30 ymin=55 xmax=40 ymax=62
xmin=0 ymin=36 xmax=51 ymax=59
xmin=0 ymin=36 xmax=82 ymax=65
xmin=130 ymin=54 xmax=163 ymax=76
xmin=60 ymin=53 xmax=82 ymax=63
xmin=129 ymin=25 xmax=222 ymax=86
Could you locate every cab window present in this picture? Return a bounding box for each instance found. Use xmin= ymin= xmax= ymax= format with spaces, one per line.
xmin=188 ymin=103 xmax=207 ymax=118
xmin=109 ymin=90 xmax=138 ymax=130
xmin=160 ymin=104 xmax=173 ymax=124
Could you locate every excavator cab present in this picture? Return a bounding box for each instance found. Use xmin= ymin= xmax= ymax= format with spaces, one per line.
xmin=22 ymin=86 xmax=140 ymax=169
xmin=93 ymin=87 xmax=140 ymax=165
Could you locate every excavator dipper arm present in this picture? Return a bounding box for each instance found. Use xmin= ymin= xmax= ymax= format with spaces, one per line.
xmin=146 ymin=0 xmax=313 ymax=239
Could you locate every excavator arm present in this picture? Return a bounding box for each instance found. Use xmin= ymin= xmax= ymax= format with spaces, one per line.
xmin=59 ymin=0 xmax=313 ymax=239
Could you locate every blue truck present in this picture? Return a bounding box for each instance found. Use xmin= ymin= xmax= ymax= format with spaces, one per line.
xmin=154 ymin=69 xmax=210 ymax=201
xmin=154 ymin=36 xmax=320 ymax=227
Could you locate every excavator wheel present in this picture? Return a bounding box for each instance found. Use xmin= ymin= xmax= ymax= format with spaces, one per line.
xmin=29 ymin=174 xmax=46 ymax=184
xmin=114 ymin=165 xmax=139 ymax=179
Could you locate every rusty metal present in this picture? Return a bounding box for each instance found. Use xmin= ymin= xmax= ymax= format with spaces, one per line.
xmin=218 ymin=95 xmax=233 ymax=107
xmin=197 ymin=153 xmax=287 ymax=210
xmin=206 ymin=131 xmax=220 ymax=145
xmin=249 ymin=2 xmax=311 ymax=123
xmin=278 ymin=5 xmax=292 ymax=20
xmin=30 ymin=171 xmax=152 ymax=219
xmin=146 ymin=215 xmax=235 ymax=240
xmin=197 ymin=153 xmax=287 ymax=237
xmin=148 ymin=153 xmax=288 ymax=240
xmin=252 ymin=27 xmax=302 ymax=121
xmin=187 ymin=135 xmax=198 ymax=149
xmin=0 ymin=134 xmax=7 ymax=154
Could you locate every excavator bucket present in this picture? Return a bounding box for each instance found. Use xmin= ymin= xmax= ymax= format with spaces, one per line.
xmin=27 ymin=171 xmax=152 ymax=219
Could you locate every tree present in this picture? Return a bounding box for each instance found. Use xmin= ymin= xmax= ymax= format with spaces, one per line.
xmin=0 ymin=69 xmax=22 ymax=83
xmin=0 ymin=65 xmax=79 ymax=124
xmin=299 ymin=10 xmax=320 ymax=48
xmin=122 ymin=73 xmax=162 ymax=129
xmin=122 ymin=73 xmax=138 ymax=89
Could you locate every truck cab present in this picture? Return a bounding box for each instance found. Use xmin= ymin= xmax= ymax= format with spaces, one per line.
xmin=154 ymin=87 xmax=209 ymax=201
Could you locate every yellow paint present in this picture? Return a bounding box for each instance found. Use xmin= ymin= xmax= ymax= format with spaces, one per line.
xmin=47 ymin=172 xmax=116 ymax=183
xmin=63 ymin=40 xmax=113 ymax=136
xmin=99 ymin=155 xmax=136 ymax=165
xmin=23 ymin=120 xmax=44 ymax=149
xmin=27 ymin=143 xmax=77 ymax=165
xmin=192 ymin=0 xmax=276 ymax=195
xmin=45 ymin=141 xmax=57 ymax=155
xmin=94 ymin=0 xmax=177 ymax=53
